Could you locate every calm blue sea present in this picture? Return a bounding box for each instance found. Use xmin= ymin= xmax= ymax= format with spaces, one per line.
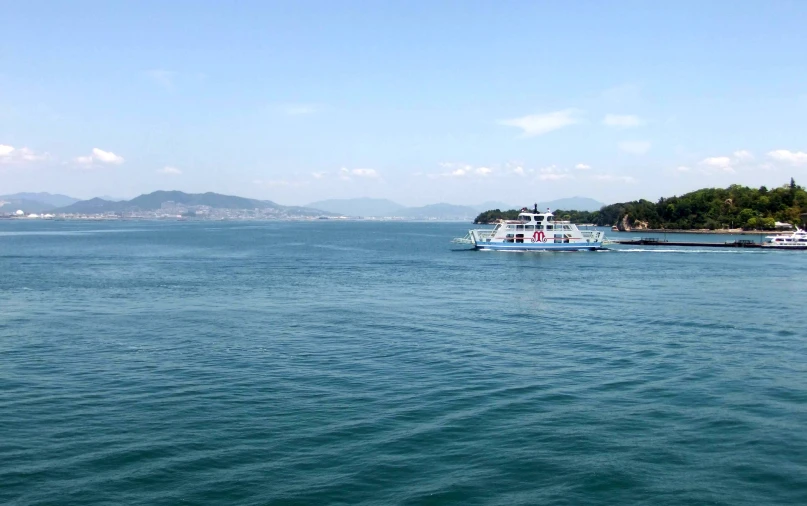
xmin=1 ymin=220 xmax=806 ymax=505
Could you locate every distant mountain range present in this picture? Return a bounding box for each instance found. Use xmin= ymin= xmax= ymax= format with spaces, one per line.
xmin=2 ymin=191 xmax=606 ymax=219
xmin=306 ymin=196 xmax=605 ymax=218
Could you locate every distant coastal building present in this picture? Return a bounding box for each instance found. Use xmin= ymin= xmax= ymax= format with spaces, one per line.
xmin=775 ymin=221 xmax=793 ymax=230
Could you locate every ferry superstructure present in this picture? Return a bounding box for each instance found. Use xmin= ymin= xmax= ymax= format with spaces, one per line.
xmin=762 ymin=228 xmax=807 ymax=248
xmin=456 ymin=209 xmax=606 ymax=251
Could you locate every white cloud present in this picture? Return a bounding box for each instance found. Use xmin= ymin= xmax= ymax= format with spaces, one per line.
xmin=618 ymin=141 xmax=651 ymax=155
xmin=351 ymin=168 xmax=378 ymax=178
xmin=675 ymin=166 xmax=691 ymax=172
xmin=430 ymin=162 xmax=499 ymax=179
xmin=602 ymin=114 xmax=644 ymax=127
xmin=0 ymin=145 xmax=49 ymax=164
xmin=701 ymin=156 xmax=734 ymax=172
xmin=76 ymin=148 xmax=124 ymax=166
xmin=92 ymin=148 xmax=124 ymax=164
xmin=157 ymin=166 xmax=182 ymax=175
xmin=733 ymin=150 xmax=754 ymax=162
xmin=591 ymin=174 xmax=637 ymax=183
xmin=311 ymin=171 xmax=326 ymax=179
xmin=575 ymin=163 xmax=591 ymax=170
xmin=498 ymin=108 xmax=582 ymax=137
xmin=767 ymin=149 xmax=807 ymax=165
xmin=512 ymin=166 xmax=525 ymax=176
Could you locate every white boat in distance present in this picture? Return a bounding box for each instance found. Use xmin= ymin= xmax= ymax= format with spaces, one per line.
xmin=762 ymin=228 xmax=807 ymax=248
xmin=456 ymin=207 xmax=606 ymax=251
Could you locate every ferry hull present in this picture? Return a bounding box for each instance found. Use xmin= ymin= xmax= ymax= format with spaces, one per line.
xmin=475 ymin=241 xmax=604 ymax=252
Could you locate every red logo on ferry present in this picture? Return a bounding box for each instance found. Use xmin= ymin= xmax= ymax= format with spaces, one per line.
xmin=532 ymin=231 xmax=546 ymax=243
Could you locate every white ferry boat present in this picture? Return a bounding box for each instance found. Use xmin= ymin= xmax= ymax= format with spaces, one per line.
xmin=455 ymin=208 xmax=606 ymax=251
xmin=762 ymin=228 xmax=807 ymax=248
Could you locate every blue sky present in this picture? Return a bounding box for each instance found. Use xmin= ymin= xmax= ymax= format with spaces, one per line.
xmin=2 ymin=0 xmax=807 ymax=205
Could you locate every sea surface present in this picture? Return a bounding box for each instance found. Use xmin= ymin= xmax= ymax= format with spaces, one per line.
xmin=1 ymin=220 xmax=806 ymax=505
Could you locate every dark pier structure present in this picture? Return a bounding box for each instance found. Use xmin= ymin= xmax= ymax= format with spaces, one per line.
xmin=613 ymin=237 xmax=807 ymax=250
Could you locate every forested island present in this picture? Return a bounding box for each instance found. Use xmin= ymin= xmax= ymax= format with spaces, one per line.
xmin=474 ymin=180 xmax=807 ymax=231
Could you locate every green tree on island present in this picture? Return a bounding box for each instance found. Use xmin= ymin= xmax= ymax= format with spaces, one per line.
xmin=473 ymin=180 xmax=807 ymax=230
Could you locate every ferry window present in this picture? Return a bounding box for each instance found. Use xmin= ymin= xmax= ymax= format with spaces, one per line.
xmin=525 ymin=225 xmax=534 ymax=231
xmin=516 ymin=224 xmax=524 ymax=231
xmin=546 ymin=225 xmax=553 ymax=230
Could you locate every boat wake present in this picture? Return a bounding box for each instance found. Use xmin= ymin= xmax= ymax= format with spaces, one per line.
xmin=616 ymin=248 xmax=758 ymax=253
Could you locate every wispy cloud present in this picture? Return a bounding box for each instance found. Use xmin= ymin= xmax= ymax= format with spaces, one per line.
xmin=575 ymin=163 xmax=591 ymax=170
xmin=601 ymin=83 xmax=642 ymax=104
xmin=590 ymin=174 xmax=637 ymax=183
xmin=768 ymin=149 xmax=807 ymax=165
xmin=537 ymin=165 xmax=572 ymax=181
xmin=311 ymin=171 xmax=327 ymax=179
xmin=252 ymin=178 xmax=308 ymax=188
xmin=75 ymin=148 xmax=124 ymax=167
xmin=157 ymin=166 xmax=182 ymax=175
xmin=282 ymin=103 xmax=318 ymax=116
xmin=339 ymin=167 xmax=380 ymax=180
xmin=733 ymin=150 xmax=754 ymax=162
xmin=498 ymin=109 xmax=583 ymax=137
xmin=145 ymin=69 xmax=176 ymax=90
xmin=618 ymin=141 xmax=651 ymax=155
xmin=602 ymin=114 xmax=644 ymax=128
xmin=675 ymin=166 xmax=691 ymax=172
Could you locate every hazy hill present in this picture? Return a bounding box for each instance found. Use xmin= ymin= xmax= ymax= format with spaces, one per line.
xmin=125 ymin=190 xmax=277 ymax=210
xmin=0 ymin=198 xmax=56 ymax=214
xmin=54 ymin=191 xmax=323 ymax=215
xmin=399 ymin=203 xmax=478 ymax=219
xmin=0 ymin=192 xmax=80 ymax=208
xmin=537 ymin=197 xmax=605 ymax=212
xmin=474 ymin=198 xmax=603 ymax=213
xmin=474 ymin=201 xmax=516 ymax=213
xmin=306 ymin=198 xmax=405 ymax=217
xmin=54 ymin=197 xmax=122 ymax=214
xmin=306 ymin=197 xmax=606 ymax=219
